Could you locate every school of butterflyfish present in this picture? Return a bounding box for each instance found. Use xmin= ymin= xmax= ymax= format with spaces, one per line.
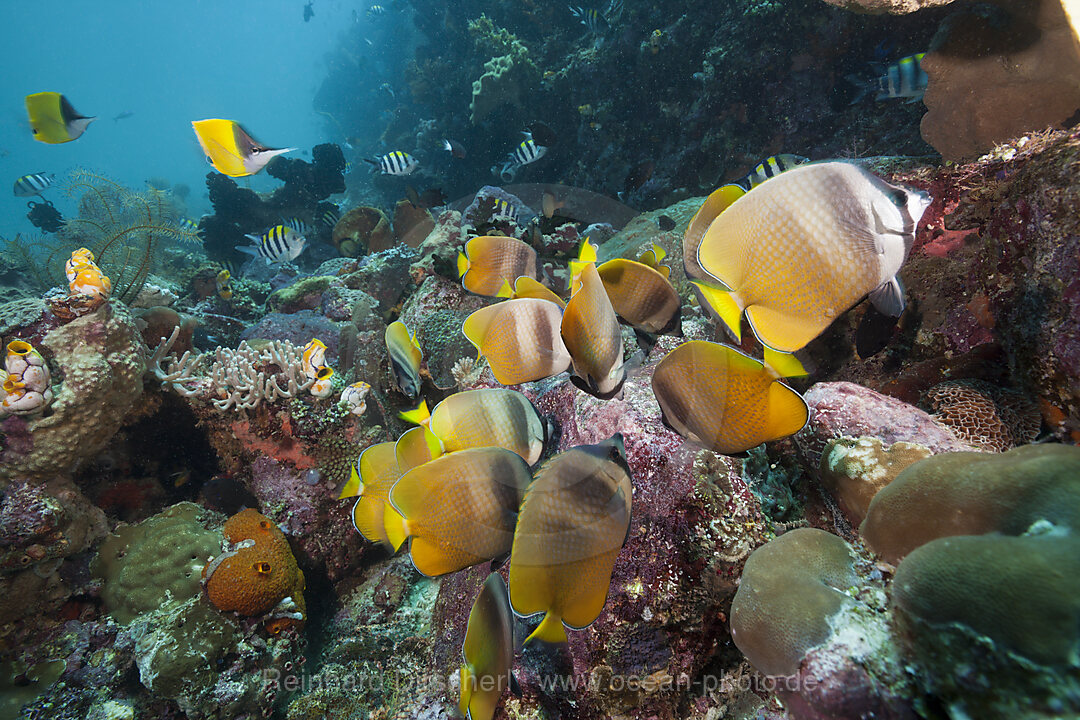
xmin=334 ymin=156 xmax=931 ymax=719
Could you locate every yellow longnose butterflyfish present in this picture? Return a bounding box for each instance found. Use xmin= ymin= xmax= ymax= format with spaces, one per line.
xmin=25 ymin=92 xmax=95 ymax=144
xmin=192 ymin=118 xmax=295 ymax=177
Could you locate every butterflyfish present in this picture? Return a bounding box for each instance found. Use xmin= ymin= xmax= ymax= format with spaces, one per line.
xmin=635 ymin=244 xmax=670 ymax=278
xmin=692 ymin=162 xmax=930 ymax=352
xmin=192 ymin=119 xmax=295 ymax=177
xmin=508 ymin=435 xmax=633 ymax=644
xmin=457 ymin=236 xmax=538 ymax=297
xmin=347 ymin=442 xmax=408 ymax=551
xmin=25 ymin=92 xmax=95 ymax=144
xmin=389 ymin=448 xmax=532 ymax=576
xmin=385 ymin=320 xmax=423 ymax=398
xmin=395 ymin=426 xmax=443 ymax=473
xmin=596 ymin=258 xmax=681 ymax=334
xmin=682 ymin=183 xmax=745 ymax=282
xmin=462 ymin=299 xmax=572 ymax=385
xmin=495 ymin=276 xmax=565 ymax=308
xmin=561 ymin=262 xmax=626 ymax=399
xmin=651 ymin=341 xmax=809 ymax=455
xmin=300 ymin=338 xmax=327 ymax=378
xmin=460 ymin=573 xmax=518 ymax=720
xmin=402 ymin=388 xmax=545 ymax=465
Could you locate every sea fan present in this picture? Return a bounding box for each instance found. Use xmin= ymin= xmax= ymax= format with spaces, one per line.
xmin=59 ymin=170 xmax=199 ymax=303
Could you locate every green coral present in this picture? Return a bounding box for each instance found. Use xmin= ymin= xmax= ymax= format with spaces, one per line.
xmin=466 ymin=16 xmax=538 ymax=124
xmin=268 ymin=276 xmax=336 ymax=311
xmin=92 ymin=502 xmax=222 ymax=623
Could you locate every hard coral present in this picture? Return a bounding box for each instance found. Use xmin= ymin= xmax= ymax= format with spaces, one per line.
xmin=203 ymin=508 xmax=306 ymax=632
xmin=923 ymin=379 xmax=1040 ymax=451
xmin=332 ymin=206 xmax=393 ymax=257
xmin=920 ymin=0 xmax=1080 ymax=160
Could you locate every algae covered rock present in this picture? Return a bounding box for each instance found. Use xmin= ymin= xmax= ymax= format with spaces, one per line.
xmin=861 ymin=444 xmax=1080 ymax=563
xmin=819 ymin=436 xmax=932 ymax=524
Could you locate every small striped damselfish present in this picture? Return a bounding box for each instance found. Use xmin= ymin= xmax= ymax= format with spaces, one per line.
xmin=238 ymin=222 xmax=307 ymax=263
xmin=13 ymin=172 xmax=54 ymax=197
xmin=368 ymin=151 xmax=419 ymax=176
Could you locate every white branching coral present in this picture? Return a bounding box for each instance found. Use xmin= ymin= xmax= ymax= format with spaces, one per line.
xmin=148 ymin=327 xmax=315 ymax=411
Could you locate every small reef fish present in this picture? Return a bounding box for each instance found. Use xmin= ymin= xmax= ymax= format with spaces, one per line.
xmin=385 ymin=320 xmax=423 ymax=399
xmin=238 ymin=224 xmax=307 ymax=264
xmin=458 ymin=236 xmax=538 ymax=297
xmin=178 ymin=218 xmax=202 ymax=235
xmin=561 ymin=244 xmax=626 ymax=399
xmin=462 ymin=298 xmax=572 ymax=385
xmin=320 ymin=206 xmax=341 ymax=228
xmin=461 ymin=573 xmax=519 ymax=720
xmin=367 ymin=4 xmax=386 ymax=16
xmin=13 ymin=172 xmax=54 ymax=197
xmin=25 ymin=92 xmax=95 ymax=144
xmin=596 ymin=256 xmax=681 ymax=334
xmin=498 ymin=133 xmax=547 ymax=181
xmin=509 ymin=435 xmax=632 ymax=644
xmin=368 ymin=151 xmax=419 ymax=176
xmin=192 ymin=119 xmax=295 ymax=177
xmin=401 ymin=388 xmax=546 ymax=465
xmin=395 ymin=426 xmax=443 ymax=473
xmin=690 ymin=162 xmax=931 ymax=352
xmin=310 ymin=366 xmax=334 ymax=399
xmin=443 ymin=138 xmax=467 ymax=159
xmin=636 ymin=244 xmax=670 ymax=277
xmin=388 ymin=447 xmax=533 ymax=576
xmin=651 ymin=341 xmax=809 ymax=455
xmin=496 ymin=276 xmax=565 ymax=308
xmin=569 ymin=5 xmax=606 ymax=33
xmin=733 ymin=153 xmax=810 ymax=192
xmin=656 ymin=215 xmax=676 ymax=232
xmin=490 ymin=198 xmax=518 ymax=224
xmin=112 ymin=110 xmax=134 ymax=122
xmin=346 ymin=442 xmax=408 ymax=552
xmin=300 ymin=338 xmax=328 ymax=378
xmin=216 ymin=269 xmax=233 ymax=300
xmin=303 ymin=1 xmax=314 ymax=22
xmin=851 ymin=53 xmax=928 ymax=103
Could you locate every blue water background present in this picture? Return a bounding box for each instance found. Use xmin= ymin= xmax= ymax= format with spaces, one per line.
xmin=0 ymin=0 xmax=376 ymax=237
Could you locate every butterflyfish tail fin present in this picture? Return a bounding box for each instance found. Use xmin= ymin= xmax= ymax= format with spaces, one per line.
xmin=338 ymin=465 xmax=363 ymax=499
xmin=524 ymin=612 xmax=567 ymax=645
xmin=459 ymin=666 xmax=474 ymax=717
xmin=763 ymin=347 xmax=808 ymax=379
xmin=398 ymin=399 xmax=431 ymax=426
xmin=383 ymin=507 xmax=409 ymax=552
xmin=496 ymin=279 xmax=514 ymax=298
xmin=692 ymin=282 xmax=743 ymax=342
xmin=457 ymin=251 xmax=469 ymax=278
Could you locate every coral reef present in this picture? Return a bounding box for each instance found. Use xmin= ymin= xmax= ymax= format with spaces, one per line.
xmin=332 ymin=206 xmax=393 ymax=257
xmin=1 ymin=304 xmax=145 ymax=484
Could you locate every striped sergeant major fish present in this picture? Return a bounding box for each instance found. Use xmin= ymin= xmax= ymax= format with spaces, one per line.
xmin=13 ymin=172 xmax=54 ymax=197
xmin=491 ymin=198 xmax=518 ymax=223
xmin=569 ymin=5 xmax=605 ymax=33
xmin=877 ymin=53 xmax=928 ymax=102
xmin=498 ymin=132 xmax=548 ymax=181
xmin=176 ymin=218 xmax=204 ymax=244
xmin=734 ymin=154 xmax=810 ymax=192
xmin=237 ymin=220 xmax=308 ymax=264
xmin=366 ymin=151 xmax=419 ymax=176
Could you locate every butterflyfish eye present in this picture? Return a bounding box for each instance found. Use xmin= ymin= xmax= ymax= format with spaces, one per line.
xmin=254 ymin=562 xmax=272 ymax=574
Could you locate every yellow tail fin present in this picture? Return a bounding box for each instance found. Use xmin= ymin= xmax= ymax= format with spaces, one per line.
xmin=338 ymin=465 xmax=363 ymax=499
xmin=459 ymin=665 xmax=473 ymax=717
xmin=692 ymin=282 xmax=743 ymax=342
xmin=457 ymin=251 xmax=469 ymax=278
xmin=398 ymin=399 xmax=431 ymax=425
xmin=524 ymin=611 xmax=568 ymax=645
xmin=384 ymin=507 xmax=409 ymax=552
xmin=763 ymin=347 xmax=808 ymax=378
xmin=496 ymin=279 xmax=514 ymax=298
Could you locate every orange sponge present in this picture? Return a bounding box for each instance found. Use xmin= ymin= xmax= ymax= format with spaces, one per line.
xmin=203 ymin=509 xmax=306 ymax=633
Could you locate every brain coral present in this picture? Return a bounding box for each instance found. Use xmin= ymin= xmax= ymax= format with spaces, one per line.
xmin=730 ymin=528 xmax=858 ymax=676
xmin=0 ymin=304 xmax=145 ymax=484
xmin=860 ymin=444 xmax=1080 ymax=563
xmin=923 ymin=379 xmax=1040 ymax=452
xmin=203 ymin=508 xmax=306 ymax=631
xmin=93 ymin=502 xmax=222 ymax=623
